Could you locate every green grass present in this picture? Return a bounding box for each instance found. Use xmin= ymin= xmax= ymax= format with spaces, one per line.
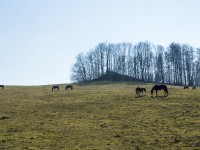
xmin=0 ymin=82 xmax=200 ymax=149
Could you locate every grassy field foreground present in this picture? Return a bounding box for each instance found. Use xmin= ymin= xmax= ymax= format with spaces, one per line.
xmin=0 ymin=82 xmax=200 ymax=149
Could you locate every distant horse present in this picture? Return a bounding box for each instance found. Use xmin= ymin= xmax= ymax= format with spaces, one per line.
xmin=151 ymin=85 xmax=168 ymax=97
xmin=65 ymin=85 xmax=73 ymax=90
xmin=192 ymin=86 xmax=196 ymax=89
xmin=52 ymin=85 xmax=59 ymax=91
xmin=184 ymin=86 xmax=189 ymax=89
xmin=136 ymin=87 xmax=146 ymax=97
xmin=0 ymin=85 xmax=4 ymax=89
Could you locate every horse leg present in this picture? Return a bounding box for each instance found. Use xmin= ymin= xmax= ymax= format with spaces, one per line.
xmin=137 ymin=91 xmax=140 ymax=97
xmin=156 ymin=90 xmax=158 ymax=97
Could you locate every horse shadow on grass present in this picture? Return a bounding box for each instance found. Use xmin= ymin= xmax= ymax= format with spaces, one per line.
xmin=151 ymin=95 xmax=168 ymax=100
xmin=135 ymin=95 xmax=146 ymax=98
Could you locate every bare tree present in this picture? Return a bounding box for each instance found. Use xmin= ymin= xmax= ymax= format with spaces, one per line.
xmin=167 ymin=43 xmax=182 ymax=85
xmin=182 ymin=44 xmax=194 ymax=85
xmin=154 ymin=45 xmax=165 ymax=83
xmin=195 ymin=48 xmax=200 ymax=87
xmin=71 ymin=53 xmax=87 ymax=82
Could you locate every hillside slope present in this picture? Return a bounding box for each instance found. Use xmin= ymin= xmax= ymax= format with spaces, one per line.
xmin=92 ymin=71 xmax=141 ymax=82
xmin=0 ymin=84 xmax=200 ymax=149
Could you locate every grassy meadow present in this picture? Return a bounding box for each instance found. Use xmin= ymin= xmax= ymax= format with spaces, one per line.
xmin=0 ymin=82 xmax=200 ymax=149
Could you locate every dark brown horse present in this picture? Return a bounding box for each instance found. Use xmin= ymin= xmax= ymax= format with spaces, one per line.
xmin=192 ymin=86 xmax=196 ymax=89
xmin=0 ymin=85 xmax=4 ymax=89
xmin=151 ymin=85 xmax=168 ymax=97
xmin=184 ymin=86 xmax=189 ymax=89
xmin=52 ymin=85 xmax=59 ymax=91
xmin=65 ymin=85 xmax=73 ymax=90
xmin=136 ymin=87 xmax=146 ymax=97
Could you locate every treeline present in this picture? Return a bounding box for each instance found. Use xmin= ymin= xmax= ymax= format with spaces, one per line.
xmin=71 ymin=41 xmax=200 ymax=86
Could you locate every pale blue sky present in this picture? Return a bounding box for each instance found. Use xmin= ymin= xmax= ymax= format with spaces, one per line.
xmin=0 ymin=0 xmax=200 ymax=85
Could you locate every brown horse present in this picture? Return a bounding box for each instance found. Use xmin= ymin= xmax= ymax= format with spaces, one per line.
xmin=136 ymin=87 xmax=146 ymax=97
xmin=184 ymin=86 xmax=189 ymax=89
xmin=52 ymin=85 xmax=59 ymax=91
xmin=192 ymin=86 xmax=196 ymax=89
xmin=151 ymin=85 xmax=168 ymax=97
xmin=65 ymin=85 xmax=73 ymax=90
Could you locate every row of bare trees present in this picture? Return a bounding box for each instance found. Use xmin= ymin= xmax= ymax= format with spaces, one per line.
xmin=71 ymin=41 xmax=200 ymax=86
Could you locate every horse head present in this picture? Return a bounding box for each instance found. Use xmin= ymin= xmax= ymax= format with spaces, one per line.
xmin=150 ymin=88 xmax=154 ymax=96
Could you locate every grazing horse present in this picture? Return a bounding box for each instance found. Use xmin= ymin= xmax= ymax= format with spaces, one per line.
xmin=136 ymin=87 xmax=146 ymax=97
xmin=151 ymin=85 xmax=168 ymax=97
xmin=192 ymin=86 xmax=196 ymax=89
xmin=0 ymin=85 xmax=4 ymax=89
xmin=65 ymin=85 xmax=73 ymax=90
xmin=52 ymin=85 xmax=59 ymax=91
xmin=184 ymin=86 xmax=189 ymax=89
